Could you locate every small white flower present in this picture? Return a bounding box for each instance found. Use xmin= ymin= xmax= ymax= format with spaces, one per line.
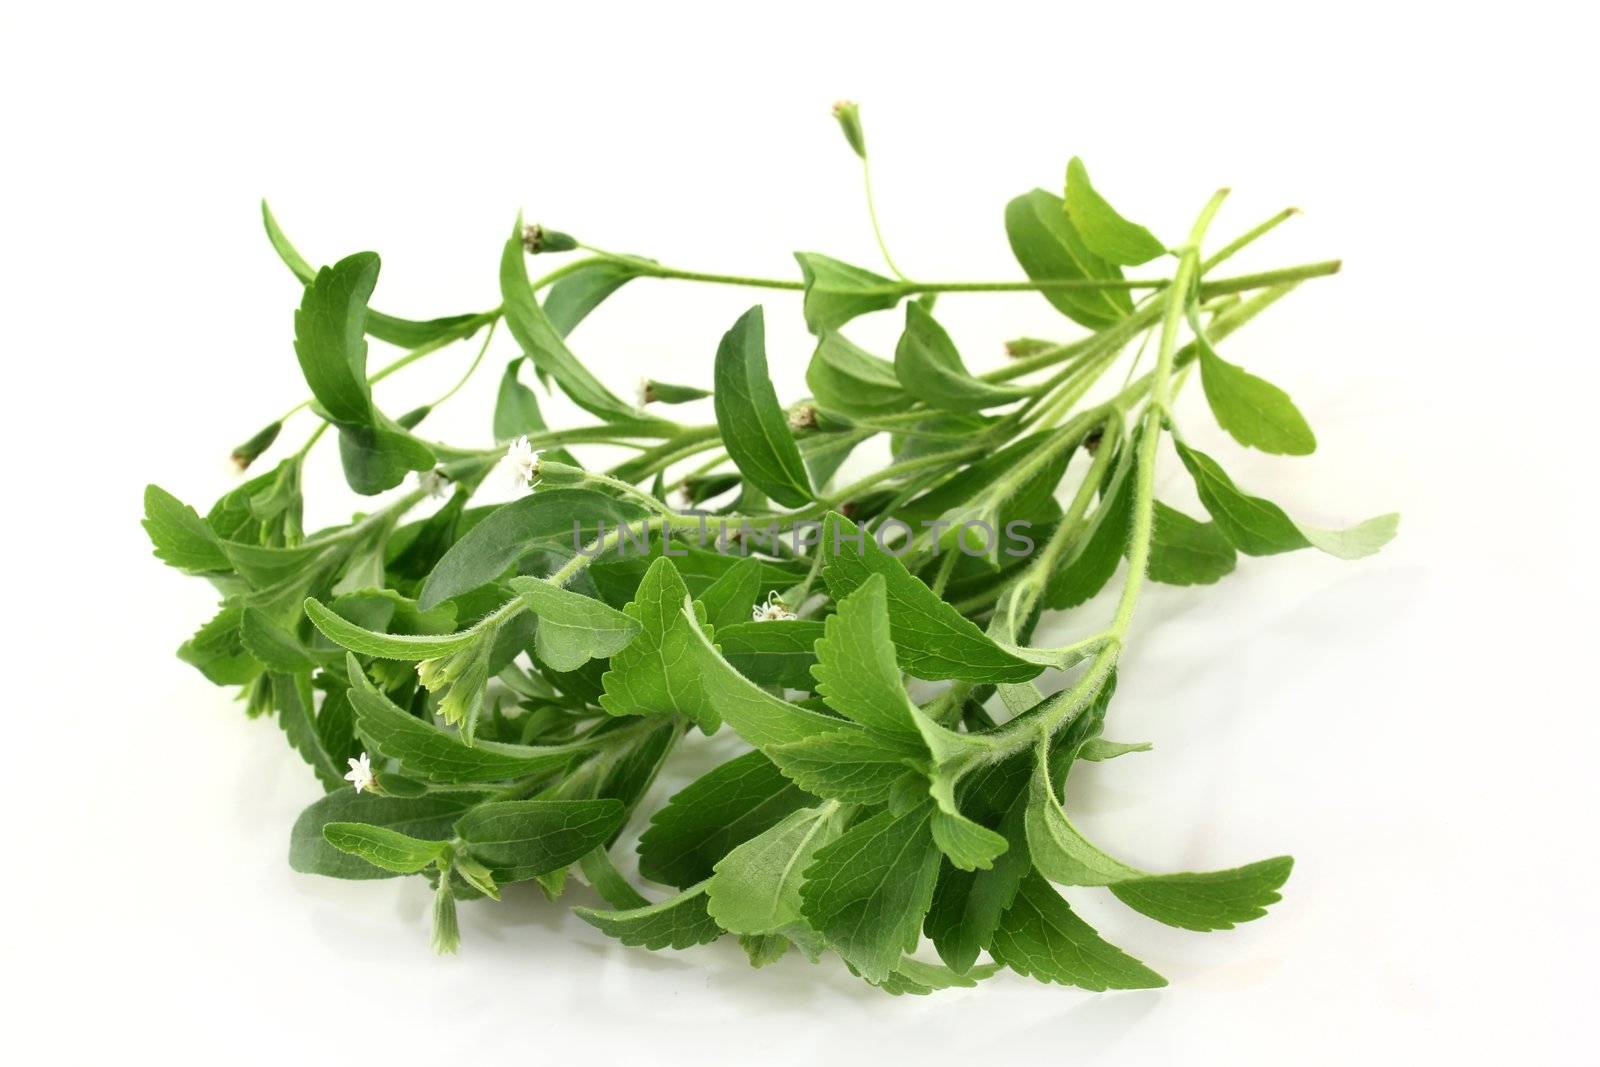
xmin=752 ymin=591 xmax=797 ymax=622
xmin=344 ymin=752 xmax=376 ymax=794
xmin=501 ymin=435 xmax=543 ymax=490
xmin=635 ymin=377 xmax=654 ymax=407
xmin=787 ymin=404 xmax=818 ymax=431
xmin=418 ymin=467 xmax=449 ymax=499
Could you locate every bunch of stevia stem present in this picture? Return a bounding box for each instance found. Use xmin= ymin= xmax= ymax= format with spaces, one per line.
xmin=143 ymin=103 xmax=1395 ymax=993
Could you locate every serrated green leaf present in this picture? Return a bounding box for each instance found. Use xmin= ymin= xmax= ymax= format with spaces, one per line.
xmin=706 ymin=803 xmax=845 ymax=935
xmin=798 ymin=806 xmax=942 ymax=983
xmin=322 ymin=822 xmax=450 ymax=873
xmin=272 ymin=671 xmax=345 ymax=789
xmin=990 ymin=873 xmax=1166 ymax=990
xmin=767 ymin=727 xmax=921 ymax=805
xmin=1063 ymin=157 xmax=1166 ymax=266
xmin=1174 ymin=438 xmax=1398 ymax=559
xmin=930 ymin=809 xmax=1010 ymax=873
xmin=1004 ymin=189 xmax=1131 ymax=329
xmin=712 ymin=306 xmax=812 ymax=508
xmin=1144 ymin=500 xmax=1237 ymax=585
xmin=143 ymin=485 xmax=229 ymax=572
xmin=1026 ymin=754 xmax=1293 ymax=931
xmin=574 ymin=881 xmax=723 ymax=950
xmin=601 ymin=558 xmax=839 ymax=748
xmin=794 ymin=252 xmax=903 ymax=334
xmin=455 ymin=799 xmax=625 ymax=882
xmin=810 ymin=574 xmax=924 ymax=740
xmin=820 ymin=514 xmax=1040 ymax=684
xmin=637 ymin=750 xmax=820 ymax=889
xmin=894 ymin=302 xmax=1029 ymax=412
xmin=806 ymin=331 xmax=912 ymax=418
xmin=1110 ymin=859 xmax=1295 ymax=932
xmin=509 ymin=576 xmax=641 ymax=672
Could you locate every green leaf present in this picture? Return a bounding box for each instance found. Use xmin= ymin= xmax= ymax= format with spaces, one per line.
xmin=1079 ymin=737 xmax=1152 ymax=761
xmin=543 ymin=260 xmax=639 ymax=337
xmin=794 ymin=252 xmax=903 ymax=334
xmin=1195 ymin=319 xmax=1316 ymax=455
xmin=1025 ymin=754 xmax=1293 ymax=931
xmin=492 ymin=358 xmax=549 ymax=442
xmin=810 ymin=574 xmax=925 ymax=741
xmin=712 ymin=306 xmax=812 ymax=508
xmin=418 ymin=488 xmax=648 ymax=610
xmin=598 ymin=555 xmax=725 ymax=733
xmin=820 ymin=513 xmax=1040 ymax=683
xmin=929 ymin=809 xmax=1010 ymax=874
xmin=990 ymin=873 xmax=1166 ymax=990
xmin=644 ymin=380 xmax=712 ymax=405
xmin=1174 ymin=439 xmax=1398 ymax=559
xmin=601 ymin=558 xmax=840 ymax=746
xmin=322 ymin=822 xmax=450 ymax=873
xmin=1063 ymin=157 xmax=1166 ymax=266
xmin=798 ymin=806 xmax=943 ymax=983
xmin=806 ymin=331 xmax=913 ymax=418
xmin=693 ymin=556 xmax=766 ymax=633
xmin=304 ymin=597 xmax=478 ymax=659
xmin=1045 ymin=442 xmax=1135 ymax=609
xmin=893 ymin=303 xmax=1029 ymax=412
xmin=289 ymin=791 xmax=481 ymax=879
xmin=345 ymin=654 xmax=590 ymax=783
xmin=869 ymin=959 xmax=1001 ymax=996
xmin=499 ymin=217 xmax=645 ymax=424
xmin=706 ymin=803 xmax=845 ymax=935
xmin=143 ymin=485 xmax=228 ymax=572
xmin=271 ymin=671 xmax=345 ymax=789
xmin=293 ymin=252 xmax=378 ymax=426
xmin=715 ymin=620 xmax=824 ymax=689
xmin=1004 ymin=189 xmax=1132 ymax=329
xmin=1110 ymin=859 xmax=1295 ymax=932
xmin=637 ymin=750 xmax=820 ymax=889
xmin=262 ymin=201 xmax=484 ymax=350
xmin=766 ymin=727 xmax=921 ymax=805
xmin=574 ymin=881 xmax=724 ymax=950
xmin=337 ymin=422 xmax=435 ymax=497
xmin=454 ymin=799 xmax=625 ymax=881
xmin=1144 ymin=500 xmax=1237 ymax=585
xmin=240 ymin=609 xmax=315 ymax=672
xmin=508 ymin=576 xmax=641 ymax=672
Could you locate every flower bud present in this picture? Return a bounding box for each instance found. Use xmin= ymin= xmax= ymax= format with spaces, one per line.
xmin=230 ymin=420 xmax=282 ymax=472
xmin=787 ymin=403 xmax=820 ymax=432
xmin=832 ymin=100 xmax=866 ymax=159
xmin=521 ymin=223 xmax=577 ymax=254
xmin=397 ymin=404 xmax=432 ymax=430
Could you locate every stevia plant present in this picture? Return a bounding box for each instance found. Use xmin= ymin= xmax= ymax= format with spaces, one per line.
xmin=143 ymin=103 xmax=1395 ymax=993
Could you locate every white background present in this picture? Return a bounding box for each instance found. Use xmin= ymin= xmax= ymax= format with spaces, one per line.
xmin=4 ymin=2 xmax=1595 ymax=1063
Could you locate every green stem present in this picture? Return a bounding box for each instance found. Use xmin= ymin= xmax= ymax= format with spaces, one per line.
xmin=860 ymin=154 xmax=907 ymax=280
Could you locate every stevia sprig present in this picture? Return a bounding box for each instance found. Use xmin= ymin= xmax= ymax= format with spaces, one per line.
xmin=143 ymin=104 xmax=1394 ymax=994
